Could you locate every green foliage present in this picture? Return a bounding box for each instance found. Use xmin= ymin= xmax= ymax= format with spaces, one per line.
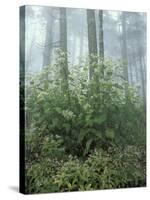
xmin=26 ymin=159 xmax=60 ymax=193
xmin=25 ymin=133 xmax=65 ymax=193
xmin=25 ymin=132 xmax=65 ymax=163
xmin=25 ymin=52 xmax=146 ymax=193
xmin=26 ymin=146 xmax=145 ymax=193
xmin=105 ymin=128 xmax=115 ymax=139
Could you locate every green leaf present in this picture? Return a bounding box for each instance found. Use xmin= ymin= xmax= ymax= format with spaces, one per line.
xmin=55 ymin=107 xmax=62 ymax=113
xmin=63 ymin=123 xmax=71 ymax=133
xmin=93 ymin=114 xmax=106 ymax=125
xmin=52 ymin=118 xmax=59 ymax=127
xmin=105 ymin=128 xmax=115 ymax=139
xmin=84 ymin=139 xmax=93 ymax=155
xmin=78 ymin=129 xmax=87 ymax=143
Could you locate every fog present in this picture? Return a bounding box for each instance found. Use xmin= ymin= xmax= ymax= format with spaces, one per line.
xmin=24 ymin=5 xmax=146 ymax=97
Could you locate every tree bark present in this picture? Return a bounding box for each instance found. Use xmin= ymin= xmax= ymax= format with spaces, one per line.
xmin=59 ymin=7 xmax=69 ymax=92
xmin=138 ymin=51 xmax=146 ymax=100
xmin=99 ymin=10 xmax=104 ymax=59
xmin=87 ymin=9 xmax=98 ymax=80
xmin=79 ymin=27 xmax=84 ymax=65
xmin=132 ymin=46 xmax=139 ymax=84
xmin=60 ymin=8 xmax=67 ymax=53
xmin=43 ymin=8 xmax=54 ymax=67
xmin=71 ymin=37 xmax=77 ymax=65
xmin=121 ymin=12 xmax=129 ymax=83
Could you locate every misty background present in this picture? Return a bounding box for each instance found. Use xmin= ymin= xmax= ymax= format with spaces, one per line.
xmin=24 ymin=6 xmax=146 ymax=98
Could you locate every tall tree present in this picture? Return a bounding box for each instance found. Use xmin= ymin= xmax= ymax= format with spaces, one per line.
xmin=79 ymin=25 xmax=84 ymax=65
xmin=59 ymin=7 xmax=69 ymax=92
xmin=132 ymin=46 xmax=139 ymax=84
xmin=71 ymin=37 xmax=77 ymax=65
xmin=129 ymin=12 xmax=146 ymax=104
xmin=87 ymin=9 xmax=98 ymax=80
xmin=43 ymin=8 xmax=54 ymax=67
xmin=60 ymin=8 xmax=68 ymax=53
xmin=138 ymin=50 xmax=146 ymax=99
xmin=99 ymin=10 xmax=104 ymax=59
xmin=121 ymin=12 xmax=129 ymax=83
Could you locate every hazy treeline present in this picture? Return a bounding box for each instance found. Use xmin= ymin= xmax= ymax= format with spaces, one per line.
xmin=25 ymin=6 xmax=146 ymax=99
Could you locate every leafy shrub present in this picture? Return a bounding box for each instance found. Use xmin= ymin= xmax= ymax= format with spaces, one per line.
xmin=25 ymin=133 xmax=65 ymax=193
xmin=25 ymin=132 xmax=65 ymax=163
xmin=25 ymin=52 xmax=146 ymax=193
xmin=25 ymin=53 xmax=145 ymax=156
xmin=53 ymin=146 xmax=146 ymax=192
xmin=26 ymin=159 xmax=62 ymax=193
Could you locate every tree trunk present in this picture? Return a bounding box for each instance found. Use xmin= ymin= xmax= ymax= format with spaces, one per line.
xmin=60 ymin=8 xmax=67 ymax=53
xmin=59 ymin=7 xmax=69 ymax=92
xmin=138 ymin=51 xmax=146 ymax=101
xmin=79 ymin=27 xmax=84 ymax=65
xmin=87 ymin=9 xmax=98 ymax=80
xmin=72 ymin=36 xmax=77 ymax=65
xmin=128 ymin=60 xmax=133 ymax=85
xmin=99 ymin=10 xmax=104 ymax=59
xmin=132 ymin=47 xmax=139 ymax=84
xmin=43 ymin=9 xmax=54 ymax=67
xmin=121 ymin=12 xmax=129 ymax=83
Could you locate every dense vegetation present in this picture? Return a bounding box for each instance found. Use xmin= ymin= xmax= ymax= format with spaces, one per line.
xmin=25 ymin=52 xmax=146 ymax=193
xmin=20 ymin=5 xmax=146 ymax=194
